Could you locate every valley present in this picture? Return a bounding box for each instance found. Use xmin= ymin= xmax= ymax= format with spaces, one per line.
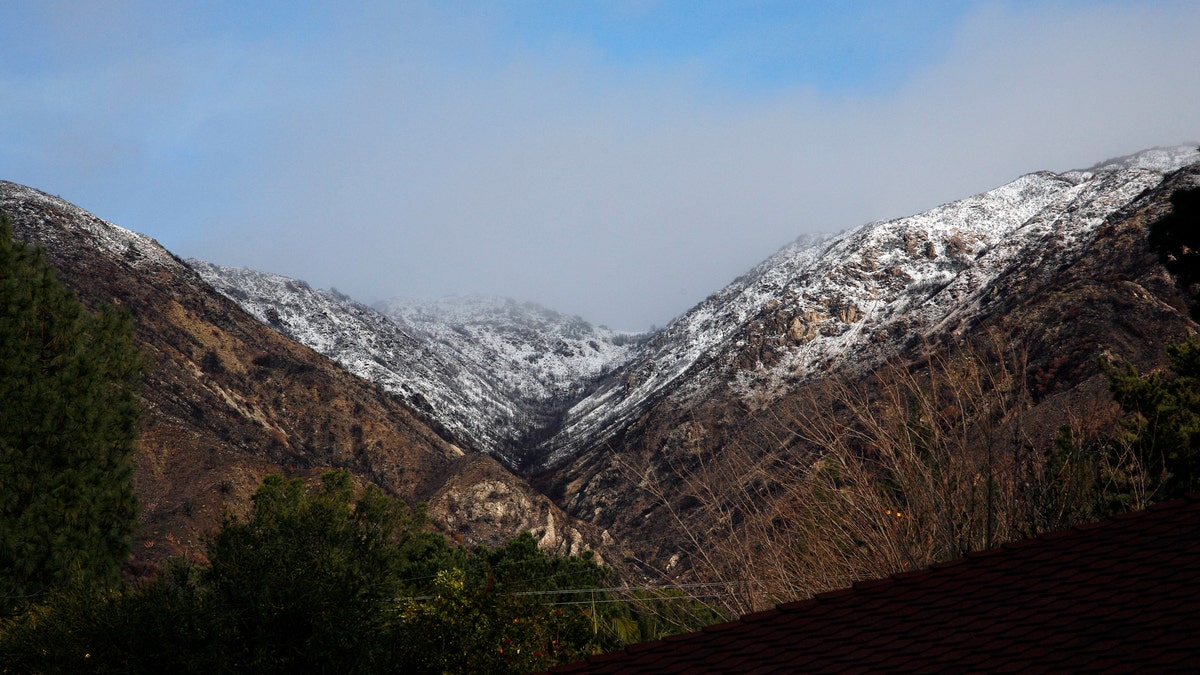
xmin=3 ymin=144 xmax=1199 ymax=589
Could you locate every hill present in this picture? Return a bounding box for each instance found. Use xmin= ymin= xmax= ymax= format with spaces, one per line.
xmin=0 ymin=181 xmax=609 ymax=569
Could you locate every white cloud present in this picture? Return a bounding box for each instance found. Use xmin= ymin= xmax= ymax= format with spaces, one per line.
xmin=5 ymin=1 xmax=1199 ymax=330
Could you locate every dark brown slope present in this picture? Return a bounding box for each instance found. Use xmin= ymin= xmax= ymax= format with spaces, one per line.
xmin=540 ymin=163 xmax=1200 ymax=578
xmin=0 ymin=182 xmax=605 ymax=567
xmin=553 ymin=495 xmax=1200 ymax=673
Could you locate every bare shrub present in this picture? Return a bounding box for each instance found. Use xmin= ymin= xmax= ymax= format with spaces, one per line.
xmin=640 ymin=334 xmax=1125 ymax=614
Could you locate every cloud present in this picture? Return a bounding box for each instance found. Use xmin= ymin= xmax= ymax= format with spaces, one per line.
xmin=4 ymin=1 xmax=1199 ymax=330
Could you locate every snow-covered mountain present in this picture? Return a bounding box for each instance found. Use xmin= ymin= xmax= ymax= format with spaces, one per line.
xmin=534 ymin=145 xmax=1200 ymax=576
xmin=187 ymin=263 xmax=644 ymax=467
xmin=12 ymin=143 xmax=1196 ymax=577
xmin=534 ymin=144 xmax=1200 ymax=468
xmin=375 ymin=295 xmax=645 ymax=405
xmin=190 ymin=144 xmax=1199 ymax=475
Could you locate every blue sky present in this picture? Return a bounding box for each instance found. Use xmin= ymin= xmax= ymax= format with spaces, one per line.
xmin=2 ymin=1 xmax=1198 ymax=330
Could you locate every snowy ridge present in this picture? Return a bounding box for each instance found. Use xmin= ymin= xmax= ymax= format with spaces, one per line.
xmin=189 ymin=262 xmax=524 ymax=462
xmin=189 ymin=263 xmax=643 ymax=467
xmin=535 ymin=144 xmax=1200 ymax=468
xmin=375 ymin=296 xmax=643 ymax=404
xmin=181 ymin=144 xmax=1197 ymax=471
xmin=0 ymin=181 xmax=184 ymax=271
xmin=1083 ymin=145 xmax=1200 ymax=174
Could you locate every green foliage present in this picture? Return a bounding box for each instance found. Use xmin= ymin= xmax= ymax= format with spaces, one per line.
xmin=202 ymin=470 xmax=416 ymax=672
xmin=0 ymin=562 xmax=215 ymax=673
xmin=1 ymin=472 xmax=419 ymax=673
xmin=1102 ymin=337 xmax=1200 ymax=506
xmin=610 ymin=588 xmax=726 ymax=645
xmin=394 ymin=531 xmax=621 ymax=672
xmin=1148 ymin=186 xmax=1200 ymax=317
xmin=1 ymin=471 xmax=684 ymax=674
xmin=0 ymin=213 xmax=143 ymax=617
xmin=394 ymin=532 xmax=723 ymax=672
xmin=395 ymin=553 xmax=598 ymax=673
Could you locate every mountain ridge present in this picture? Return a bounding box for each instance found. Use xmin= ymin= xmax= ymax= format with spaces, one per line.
xmin=191 ymin=145 xmax=1200 ymax=477
xmin=0 ymin=181 xmax=614 ymax=569
xmin=534 ymin=146 xmax=1199 ymax=468
xmin=189 ymin=264 xmax=648 ymax=468
xmin=539 ymin=148 xmax=1200 ymax=576
xmin=5 ymin=142 xmax=1198 ymax=580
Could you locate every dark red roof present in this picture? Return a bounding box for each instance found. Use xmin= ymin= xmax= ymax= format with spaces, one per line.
xmin=553 ymin=495 xmax=1200 ymax=673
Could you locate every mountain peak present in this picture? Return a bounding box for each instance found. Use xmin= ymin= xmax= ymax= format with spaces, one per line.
xmin=179 ymin=145 xmax=1200 ymax=476
xmin=1 ymin=180 xmax=183 ymax=272
xmin=1079 ymin=143 xmax=1199 ymax=175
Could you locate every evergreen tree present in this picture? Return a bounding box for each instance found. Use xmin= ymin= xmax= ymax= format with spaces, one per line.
xmin=0 ymin=213 xmax=143 ymax=616
xmin=1102 ymin=337 xmax=1200 ymax=507
xmin=202 ymin=470 xmax=417 ymax=672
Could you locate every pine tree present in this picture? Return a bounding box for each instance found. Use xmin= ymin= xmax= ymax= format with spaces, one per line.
xmin=0 ymin=212 xmax=143 ymax=616
xmin=1102 ymin=337 xmax=1200 ymax=507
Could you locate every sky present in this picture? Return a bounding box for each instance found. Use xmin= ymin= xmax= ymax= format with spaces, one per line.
xmin=1 ymin=1 xmax=1198 ymax=331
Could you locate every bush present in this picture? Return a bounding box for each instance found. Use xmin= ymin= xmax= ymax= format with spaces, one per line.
xmin=0 ymin=471 xmax=641 ymax=674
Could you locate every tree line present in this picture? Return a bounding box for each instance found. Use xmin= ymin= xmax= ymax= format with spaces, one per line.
xmin=3 ymin=469 xmax=720 ymax=673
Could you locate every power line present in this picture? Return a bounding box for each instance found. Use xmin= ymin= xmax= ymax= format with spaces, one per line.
xmin=392 ymin=579 xmax=751 ymax=603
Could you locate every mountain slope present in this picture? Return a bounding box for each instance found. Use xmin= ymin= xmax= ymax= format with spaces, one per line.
xmin=0 ymin=182 xmax=608 ymax=567
xmin=376 ymin=296 xmax=645 ymax=456
xmin=86 ymin=143 xmax=1200 ymax=580
xmin=191 ymin=262 xmax=643 ymax=467
xmin=376 ymin=295 xmax=641 ymax=406
xmin=534 ymin=146 xmax=1200 ymax=470
xmin=536 ymin=146 xmax=1200 ymax=574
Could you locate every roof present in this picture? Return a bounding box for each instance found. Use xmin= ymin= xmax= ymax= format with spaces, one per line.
xmin=552 ymin=495 xmax=1200 ymax=673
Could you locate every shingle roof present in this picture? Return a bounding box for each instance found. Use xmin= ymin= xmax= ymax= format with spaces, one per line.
xmin=552 ymin=495 xmax=1200 ymax=673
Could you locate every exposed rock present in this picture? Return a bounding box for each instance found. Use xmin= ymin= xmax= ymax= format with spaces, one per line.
xmin=425 ymin=454 xmax=618 ymax=564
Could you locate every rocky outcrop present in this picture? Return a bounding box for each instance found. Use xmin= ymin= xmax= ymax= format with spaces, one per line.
xmin=425 ymin=454 xmax=618 ymax=564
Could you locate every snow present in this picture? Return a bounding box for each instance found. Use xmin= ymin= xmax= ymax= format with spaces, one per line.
xmin=376 ymin=295 xmax=643 ymax=404
xmin=534 ymin=144 xmax=1200 ymax=468
xmin=188 ymin=265 xmax=644 ymax=467
xmin=182 ymin=144 xmax=1200 ymax=471
xmin=0 ymin=181 xmax=184 ymax=272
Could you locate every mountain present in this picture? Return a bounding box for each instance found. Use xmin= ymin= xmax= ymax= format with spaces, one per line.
xmin=0 ymin=181 xmax=609 ymax=569
xmin=197 ymin=147 xmax=1200 ymax=480
xmin=188 ymin=264 xmax=645 ymax=468
xmin=187 ymin=144 xmax=1200 ymax=577
xmin=536 ymin=145 xmax=1200 ymax=573
xmin=533 ymin=146 xmax=1200 ymax=470
xmin=5 ymin=144 xmax=1198 ymax=582
xmin=376 ymin=296 xmax=647 ymax=457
